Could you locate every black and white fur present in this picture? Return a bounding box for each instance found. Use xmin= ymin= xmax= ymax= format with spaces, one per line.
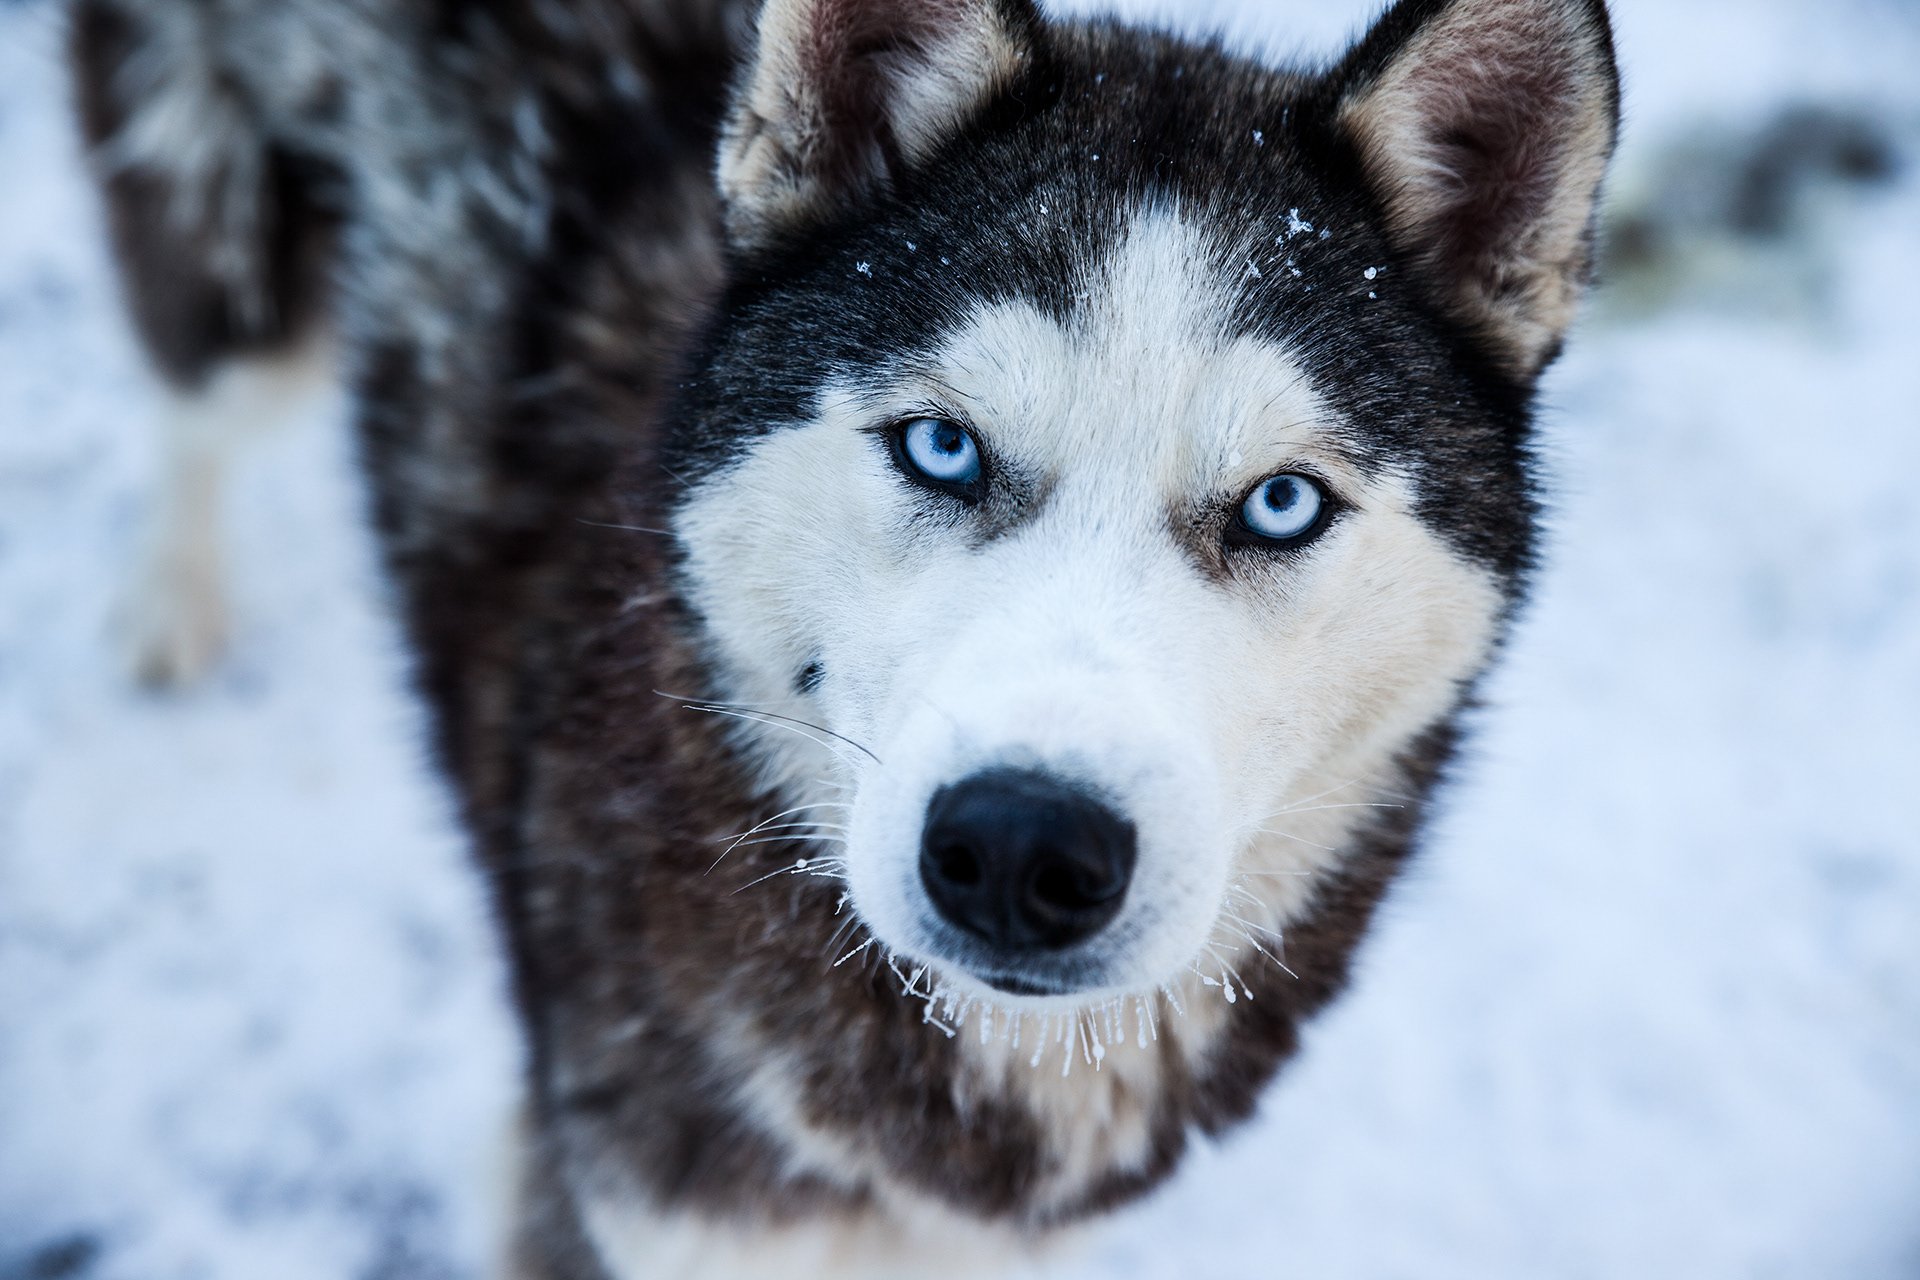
xmin=72 ymin=0 xmax=1620 ymax=1273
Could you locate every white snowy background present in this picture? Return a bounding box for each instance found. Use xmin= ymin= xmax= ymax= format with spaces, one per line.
xmin=2 ymin=0 xmax=1917 ymax=1275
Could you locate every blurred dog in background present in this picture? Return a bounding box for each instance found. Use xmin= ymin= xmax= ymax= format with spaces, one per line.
xmin=73 ymin=0 xmax=1618 ymax=1274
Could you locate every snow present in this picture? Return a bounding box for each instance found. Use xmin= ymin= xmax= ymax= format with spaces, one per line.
xmin=3 ymin=0 xmax=1919 ymax=1276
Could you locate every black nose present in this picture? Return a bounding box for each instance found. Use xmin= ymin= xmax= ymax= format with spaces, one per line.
xmin=919 ymin=768 xmax=1137 ymax=952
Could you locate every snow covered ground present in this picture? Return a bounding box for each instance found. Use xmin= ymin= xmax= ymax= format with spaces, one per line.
xmin=2 ymin=0 xmax=1917 ymax=1276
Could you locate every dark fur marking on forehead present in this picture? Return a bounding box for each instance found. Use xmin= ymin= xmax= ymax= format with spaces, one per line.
xmin=671 ymin=23 xmax=1544 ymax=587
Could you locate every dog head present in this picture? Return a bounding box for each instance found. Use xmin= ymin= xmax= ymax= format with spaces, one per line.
xmin=673 ymin=0 xmax=1618 ymax=1006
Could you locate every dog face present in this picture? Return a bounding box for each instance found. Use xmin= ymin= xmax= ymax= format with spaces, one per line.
xmin=673 ymin=0 xmax=1617 ymax=1006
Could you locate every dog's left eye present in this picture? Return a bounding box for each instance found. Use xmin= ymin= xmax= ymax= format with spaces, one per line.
xmin=894 ymin=417 xmax=984 ymax=496
xmin=1235 ymin=473 xmax=1329 ymax=545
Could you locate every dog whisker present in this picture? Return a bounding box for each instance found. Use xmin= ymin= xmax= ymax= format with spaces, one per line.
xmin=713 ymin=802 xmax=851 ymax=840
xmin=657 ymin=463 xmax=696 ymax=491
xmin=823 ymin=911 xmax=866 ymax=958
xmin=1247 ymin=826 xmax=1339 ymax=853
xmin=1270 ymin=775 xmax=1366 ymax=812
xmin=1260 ymin=800 xmax=1406 ymax=819
xmin=1221 ymin=909 xmax=1281 ymax=942
xmin=1210 ymin=877 xmax=1300 ymax=984
xmin=575 ymin=517 xmax=675 ymax=537
xmin=712 ymin=820 xmax=849 ymax=844
xmin=731 ymin=833 xmax=848 ymax=852
xmin=729 ymin=856 xmax=850 ymax=897
xmin=708 ymin=802 xmax=852 ymax=873
xmin=658 ymin=689 xmax=882 ymax=764
xmin=833 ymin=935 xmax=878 ymax=968
xmin=685 ymin=704 xmax=871 ymax=768
xmin=1240 ymin=782 xmax=1411 ymax=834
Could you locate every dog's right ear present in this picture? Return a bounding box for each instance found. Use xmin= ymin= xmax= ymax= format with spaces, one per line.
xmin=717 ymin=0 xmax=1045 ymax=250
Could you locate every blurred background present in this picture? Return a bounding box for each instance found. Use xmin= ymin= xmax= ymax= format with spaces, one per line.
xmin=1 ymin=0 xmax=1916 ymax=1276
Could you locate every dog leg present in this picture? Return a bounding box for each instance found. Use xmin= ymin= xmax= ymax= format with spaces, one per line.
xmin=72 ymin=0 xmax=339 ymax=686
xmin=122 ymin=340 xmax=333 ymax=686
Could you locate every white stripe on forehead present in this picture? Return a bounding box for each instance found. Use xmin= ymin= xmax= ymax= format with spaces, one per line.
xmin=914 ymin=207 xmax=1336 ymax=496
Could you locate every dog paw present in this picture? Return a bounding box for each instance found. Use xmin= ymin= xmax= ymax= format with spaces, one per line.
xmin=120 ymin=551 xmax=229 ymax=689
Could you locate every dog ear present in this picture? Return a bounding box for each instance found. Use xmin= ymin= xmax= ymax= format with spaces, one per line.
xmin=717 ymin=0 xmax=1045 ymax=249
xmin=1331 ymin=0 xmax=1620 ymax=379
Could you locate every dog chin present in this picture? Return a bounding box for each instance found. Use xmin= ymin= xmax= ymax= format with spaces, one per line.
xmin=938 ymin=965 xmax=1124 ymax=1010
xmin=899 ymin=928 xmax=1144 ymax=1008
xmin=978 ymin=974 xmax=1061 ymax=998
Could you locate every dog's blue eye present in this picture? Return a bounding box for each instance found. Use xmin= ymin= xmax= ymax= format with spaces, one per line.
xmin=1238 ymin=474 xmax=1327 ymax=543
xmin=898 ymin=417 xmax=982 ymax=488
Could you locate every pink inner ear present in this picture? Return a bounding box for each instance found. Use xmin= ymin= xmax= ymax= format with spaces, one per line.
xmin=1336 ymin=0 xmax=1619 ymax=374
xmin=723 ymin=0 xmax=1033 ymax=245
xmin=1408 ymin=41 xmax=1584 ymax=269
xmin=793 ymin=0 xmax=905 ymax=184
xmin=800 ymin=0 xmax=968 ymax=130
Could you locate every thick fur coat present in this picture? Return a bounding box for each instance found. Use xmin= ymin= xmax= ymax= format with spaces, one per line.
xmin=72 ymin=0 xmax=1619 ymax=1274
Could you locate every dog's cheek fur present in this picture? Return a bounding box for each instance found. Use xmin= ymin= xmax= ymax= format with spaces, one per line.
xmin=672 ymin=396 xmax=902 ymax=789
xmin=1212 ymin=493 xmax=1506 ymax=899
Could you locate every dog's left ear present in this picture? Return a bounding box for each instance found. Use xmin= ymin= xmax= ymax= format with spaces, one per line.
xmin=1331 ymin=0 xmax=1620 ymax=380
xmin=718 ymin=0 xmax=1046 ymax=250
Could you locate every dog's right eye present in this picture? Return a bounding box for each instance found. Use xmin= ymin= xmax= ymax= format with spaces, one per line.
xmin=1229 ymin=473 xmax=1334 ymax=549
xmin=891 ymin=417 xmax=985 ymax=502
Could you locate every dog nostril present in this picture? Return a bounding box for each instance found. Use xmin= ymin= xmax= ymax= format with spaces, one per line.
xmin=934 ymin=843 xmax=982 ymax=887
xmin=1029 ymin=859 xmax=1077 ymax=907
xmin=1029 ymin=853 xmax=1120 ymax=910
xmin=1028 ymin=856 xmax=1094 ymax=908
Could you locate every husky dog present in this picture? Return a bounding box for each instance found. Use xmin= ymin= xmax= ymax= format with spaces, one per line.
xmin=73 ymin=0 xmax=1619 ymax=1273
